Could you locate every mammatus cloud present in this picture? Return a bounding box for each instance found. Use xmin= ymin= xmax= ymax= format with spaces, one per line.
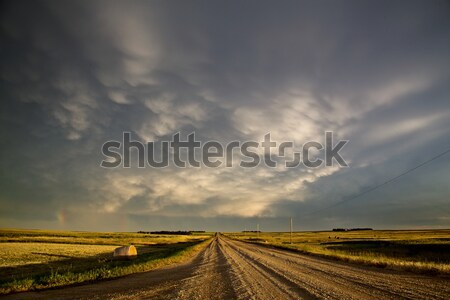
xmin=1 ymin=0 xmax=449 ymax=231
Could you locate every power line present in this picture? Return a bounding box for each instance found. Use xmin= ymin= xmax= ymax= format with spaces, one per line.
xmin=306 ymin=148 xmax=450 ymax=216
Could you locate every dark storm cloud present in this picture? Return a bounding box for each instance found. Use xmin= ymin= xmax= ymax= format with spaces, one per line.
xmin=1 ymin=0 xmax=449 ymax=230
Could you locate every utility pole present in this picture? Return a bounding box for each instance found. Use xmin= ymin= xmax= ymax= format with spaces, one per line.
xmin=290 ymin=217 xmax=293 ymax=244
xmin=257 ymin=223 xmax=259 ymax=238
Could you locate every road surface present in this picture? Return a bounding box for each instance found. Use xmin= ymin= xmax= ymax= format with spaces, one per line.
xmin=3 ymin=235 xmax=450 ymax=300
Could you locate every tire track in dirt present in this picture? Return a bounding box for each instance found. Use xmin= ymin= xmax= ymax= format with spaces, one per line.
xmin=223 ymin=236 xmax=450 ymax=300
xmin=170 ymin=237 xmax=236 ymax=300
xmin=218 ymin=236 xmax=315 ymax=300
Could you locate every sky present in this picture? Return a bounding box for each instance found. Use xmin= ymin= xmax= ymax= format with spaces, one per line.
xmin=1 ymin=0 xmax=450 ymax=232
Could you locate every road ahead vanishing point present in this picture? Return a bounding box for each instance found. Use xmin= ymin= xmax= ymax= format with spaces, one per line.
xmin=4 ymin=235 xmax=450 ymax=300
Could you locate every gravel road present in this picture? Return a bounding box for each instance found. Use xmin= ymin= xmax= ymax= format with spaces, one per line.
xmin=3 ymin=235 xmax=450 ymax=300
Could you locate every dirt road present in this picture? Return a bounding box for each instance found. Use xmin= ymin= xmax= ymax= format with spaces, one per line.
xmin=3 ymin=235 xmax=450 ymax=300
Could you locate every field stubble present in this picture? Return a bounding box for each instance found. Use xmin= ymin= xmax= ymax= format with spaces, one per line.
xmin=0 ymin=229 xmax=212 ymax=294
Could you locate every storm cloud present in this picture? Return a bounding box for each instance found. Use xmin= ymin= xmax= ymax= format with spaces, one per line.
xmin=1 ymin=0 xmax=449 ymax=231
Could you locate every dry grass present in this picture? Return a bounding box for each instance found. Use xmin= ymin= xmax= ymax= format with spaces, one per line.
xmin=0 ymin=242 xmax=117 ymax=267
xmin=0 ymin=228 xmax=209 ymax=245
xmin=0 ymin=229 xmax=212 ymax=294
xmin=225 ymin=229 xmax=450 ymax=275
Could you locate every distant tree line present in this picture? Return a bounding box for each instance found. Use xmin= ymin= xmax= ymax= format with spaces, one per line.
xmin=242 ymin=230 xmax=261 ymax=233
xmin=332 ymin=228 xmax=373 ymax=232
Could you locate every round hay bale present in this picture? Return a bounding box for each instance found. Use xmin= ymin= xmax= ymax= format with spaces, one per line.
xmin=113 ymin=245 xmax=137 ymax=259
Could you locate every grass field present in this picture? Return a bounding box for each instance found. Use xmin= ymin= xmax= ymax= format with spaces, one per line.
xmin=225 ymin=229 xmax=450 ymax=275
xmin=0 ymin=229 xmax=212 ymax=294
xmin=0 ymin=228 xmax=208 ymax=245
xmin=2 ymin=229 xmax=449 ymax=294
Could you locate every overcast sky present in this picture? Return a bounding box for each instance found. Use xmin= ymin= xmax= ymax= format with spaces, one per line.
xmin=1 ymin=0 xmax=450 ymax=232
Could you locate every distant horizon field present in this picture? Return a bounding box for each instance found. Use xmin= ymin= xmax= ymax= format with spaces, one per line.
xmin=0 ymin=228 xmax=212 ymax=245
xmin=2 ymin=227 xmax=450 ymax=234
